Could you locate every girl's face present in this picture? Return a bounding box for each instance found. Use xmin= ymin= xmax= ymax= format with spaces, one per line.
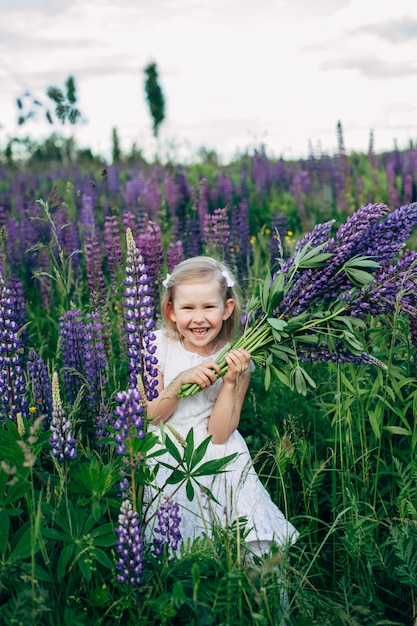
xmin=167 ymin=278 xmax=234 ymax=356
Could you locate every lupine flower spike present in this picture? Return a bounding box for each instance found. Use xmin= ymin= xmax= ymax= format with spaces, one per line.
xmin=115 ymin=499 xmax=145 ymax=586
xmin=49 ymin=372 xmax=78 ymax=461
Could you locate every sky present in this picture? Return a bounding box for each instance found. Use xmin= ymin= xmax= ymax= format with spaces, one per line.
xmin=1 ymin=0 xmax=417 ymax=164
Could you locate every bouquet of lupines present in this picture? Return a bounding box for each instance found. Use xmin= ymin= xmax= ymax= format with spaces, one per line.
xmin=178 ymin=203 xmax=417 ymax=397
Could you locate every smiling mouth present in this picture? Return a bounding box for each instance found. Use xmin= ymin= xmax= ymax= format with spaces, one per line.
xmin=190 ymin=328 xmax=209 ymax=336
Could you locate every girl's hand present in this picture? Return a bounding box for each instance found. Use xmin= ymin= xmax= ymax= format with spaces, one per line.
xmin=179 ymin=362 xmax=221 ymax=389
xmin=223 ymin=348 xmax=251 ymax=384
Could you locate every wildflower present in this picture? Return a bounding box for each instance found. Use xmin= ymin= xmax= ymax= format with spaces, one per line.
xmin=115 ymin=499 xmax=145 ymax=586
xmin=113 ymin=387 xmax=145 ymax=455
xmin=103 ymin=215 xmax=123 ymax=284
xmin=152 ymin=498 xmax=182 ymax=559
xmin=58 ymin=310 xmax=86 ymax=405
xmin=27 ymin=347 xmax=53 ymax=427
xmin=49 ymin=372 xmax=78 ymax=461
xmin=84 ymin=312 xmax=108 ymax=413
xmin=84 ymin=231 xmax=107 ymax=308
xmin=124 ymin=228 xmax=158 ymax=401
xmin=0 ymin=275 xmax=28 ymax=422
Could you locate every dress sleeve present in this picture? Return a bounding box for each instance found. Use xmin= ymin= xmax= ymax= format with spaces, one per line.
xmin=153 ymin=329 xmax=169 ymax=374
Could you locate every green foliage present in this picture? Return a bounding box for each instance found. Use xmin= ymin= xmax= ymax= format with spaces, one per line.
xmin=143 ymin=62 xmax=166 ymax=138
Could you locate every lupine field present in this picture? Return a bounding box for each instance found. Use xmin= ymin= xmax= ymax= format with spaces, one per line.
xmin=1 ymin=132 xmax=417 ymax=625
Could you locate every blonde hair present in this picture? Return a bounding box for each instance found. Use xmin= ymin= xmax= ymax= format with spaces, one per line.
xmin=161 ymin=256 xmax=241 ymax=342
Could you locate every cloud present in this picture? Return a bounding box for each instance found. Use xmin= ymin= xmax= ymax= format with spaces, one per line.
xmin=356 ymin=16 xmax=417 ymax=43
xmin=320 ymin=55 xmax=417 ymax=79
xmin=1 ymin=0 xmax=73 ymax=15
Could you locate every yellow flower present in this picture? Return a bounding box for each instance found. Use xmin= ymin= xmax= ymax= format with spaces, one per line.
xmin=287 ymin=231 xmax=293 ymax=237
xmin=29 ymin=406 xmax=36 ymax=414
xmin=265 ymin=228 xmax=271 ymax=234
xmin=250 ymin=236 xmax=256 ymax=244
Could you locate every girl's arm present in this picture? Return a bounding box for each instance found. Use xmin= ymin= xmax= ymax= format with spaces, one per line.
xmin=208 ymin=348 xmax=252 ymax=445
xmin=147 ymin=361 xmax=222 ymax=424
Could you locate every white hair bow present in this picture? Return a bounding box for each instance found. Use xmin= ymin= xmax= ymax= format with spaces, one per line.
xmin=221 ymin=270 xmax=234 ymax=287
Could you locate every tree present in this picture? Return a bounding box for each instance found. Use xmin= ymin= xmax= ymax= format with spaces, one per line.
xmin=143 ymin=62 xmax=165 ymax=138
xmin=15 ymin=75 xmax=82 ymax=127
xmin=111 ymin=127 xmax=122 ymax=163
xmin=46 ymin=75 xmax=82 ymax=125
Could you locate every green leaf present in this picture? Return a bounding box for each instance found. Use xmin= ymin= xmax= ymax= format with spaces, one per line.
xmin=383 ymin=426 xmax=412 ymax=436
xmin=78 ymin=553 xmax=93 ymax=581
xmin=344 ymin=267 xmax=375 ymax=286
xmin=184 ymin=428 xmax=195 ymax=466
xmin=164 ymin=434 xmax=183 ymax=464
xmin=267 ymin=318 xmax=288 ymax=332
xmin=344 ymin=256 xmax=380 ymax=269
xmin=57 ymin=544 xmax=74 ymax=582
xmin=165 ymin=469 xmax=186 ymax=484
xmin=192 ymin=453 xmax=237 ymax=476
xmin=94 ymin=547 xmax=114 ymax=569
xmin=264 ymin=365 xmax=271 ymax=390
xmin=191 ymin=436 xmax=213 ymax=469
xmin=259 ymin=272 xmax=272 ymax=313
xmin=270 ymin=365 xmax=290 ymax=388
xmin=0 ymin=510 xmax=9 ymax=556
xmin=186 ymin=480 xmax=195 ymax=501
xmin=368 ymin=409 xmax=381 ymax=440
xmin=12 ymin=526 xmax=40 ymax=560
xmin=297 ymin=252 xmax=333 ymax=269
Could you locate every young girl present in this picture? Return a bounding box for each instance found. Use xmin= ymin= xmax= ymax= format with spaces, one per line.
xmin=145 ymin=256 xmax=298 ymax=558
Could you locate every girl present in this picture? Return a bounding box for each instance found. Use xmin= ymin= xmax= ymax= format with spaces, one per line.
xmin=145 ymin=256 xmax=298 ymax=558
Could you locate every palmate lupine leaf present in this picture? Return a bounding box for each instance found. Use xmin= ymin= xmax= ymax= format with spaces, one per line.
xmin=157 ymin=428 xmax=238 ymax=502
xmin=178 ymin=204 xmax=417 ymax=398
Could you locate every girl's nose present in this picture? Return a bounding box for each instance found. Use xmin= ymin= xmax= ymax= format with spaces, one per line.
xmin=192 ymin=309 xmax=205 ymax=322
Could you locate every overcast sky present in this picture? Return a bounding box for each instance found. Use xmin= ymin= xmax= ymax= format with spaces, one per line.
xmin=1 ymin=0 xmax=417 ymax=163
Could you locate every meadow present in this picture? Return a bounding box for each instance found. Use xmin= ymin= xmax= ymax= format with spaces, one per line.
xmin=1 ymin=133 xmax=417 ymax=625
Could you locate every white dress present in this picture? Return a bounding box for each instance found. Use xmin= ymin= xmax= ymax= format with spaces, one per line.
xmin=144 ymin=329 xmax=299 ymax=552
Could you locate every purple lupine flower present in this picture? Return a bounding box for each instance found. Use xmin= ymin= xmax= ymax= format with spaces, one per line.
xmin=27 ymin=347 xmax=53 ymax=427
xmin=183 ymin=218 xmax=201 ymax=258
xmin=292 ymin=170 xmax=308 ymax=230
xmin=7 ymin=275 xmax=28 ymax=357
xmin=280 ymin=203 xmax=417 ymax=317
xmin=152 ymin=498 xmax=182 ymax=559
xmin=49 ymin=371 xmax=78 ymax=461
xmin=113 ymin=387 xmax=145 ymax=455
xmin=202 ymin=207 xmax=230 ymax=261
xmin=122 ymin=211 xmax=139 ymax=240
xmin=36 ymin=247 xmax=53 ymax=309
xmin=136 ymin=219 xmax=163 ymax=305
xmin=80 ymin=193 xmax=95 ymax=234
xmin=84 ymin=231 xmax=107 ymax=307
xmin=166 ymin=240 xmax=184 ymax=272
xmin=124 ymin=179 xmax=140 ymax=207
xmin=115 ymin=499 xmax=145 ymax=586
xmin=386 ymin=161 xmax=399 ymax=208
xmin=104 ymin=215 xmax=123 ymax=283
xmin=123 ymin=228 xmax=158 ymax=400
xmin=142 ymin=173 xmax=161 ymax=219
xmin=84 ymin=312 xmax=108 ymax=415
xmin=196 ymin=177 xmax=210 ymax=234
xmin=58 ymin=310 xmax=86 ymax=405
xmin=0 ymin=275 xmax=28 ymax=422
xmin=164 ymin=171 xmax=179 ymax=216
xmin=251 ymin=149 xmax=273 ymax=194
xmin=53 ymin=204 xmax=81 ymax=274
xmin=298 ymin=342 xmax=386 ymax=367
xmin=403 ymin=174 xmax=413 ymax=205
xmin=95 ymin=403 xmax=111 ymax=445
